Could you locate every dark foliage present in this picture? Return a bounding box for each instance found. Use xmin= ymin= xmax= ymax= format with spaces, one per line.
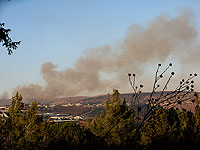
xmin=1 ymin=91 xmax=200 ymax=150
xmin=0 ymin=23 xmax=21 ymax=55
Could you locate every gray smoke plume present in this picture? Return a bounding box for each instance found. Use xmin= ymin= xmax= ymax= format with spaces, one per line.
xmin=0 ymin=92 xmax=9 ymax=99
xmin=9 ymin=10 xmax=200 ymax=100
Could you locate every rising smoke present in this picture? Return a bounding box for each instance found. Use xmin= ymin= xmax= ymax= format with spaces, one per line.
xmin=4 ymin=10 xmax=200 ymax=100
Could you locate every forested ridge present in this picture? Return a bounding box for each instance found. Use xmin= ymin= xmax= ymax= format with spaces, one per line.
xmin=1 ymin=89 xmax=200 ymax=150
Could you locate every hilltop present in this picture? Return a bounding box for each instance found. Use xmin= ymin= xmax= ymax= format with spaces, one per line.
xmin=1 ymin=91 xmax=196 ymax=118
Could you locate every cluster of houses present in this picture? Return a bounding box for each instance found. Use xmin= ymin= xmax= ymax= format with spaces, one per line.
xmin=0 ymin=106 xmax=9 ymax=118
xmin=0 ymin=105 xmax=86 ymax=123
xmin=49 ymin=102 xmax=104 ymax=108
xmin=39 ymin=113 xmax=86 ymax=122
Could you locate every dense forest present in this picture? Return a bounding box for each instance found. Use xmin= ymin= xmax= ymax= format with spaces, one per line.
xmin=1 ymin=88 xmax=200 ymax=150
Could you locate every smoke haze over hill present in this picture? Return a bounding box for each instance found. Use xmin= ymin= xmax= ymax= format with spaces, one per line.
xmin=1 ymin=10 xmax=200 ymax=102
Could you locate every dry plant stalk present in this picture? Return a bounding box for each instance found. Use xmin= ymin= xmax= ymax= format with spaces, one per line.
xmin=128 ymin=63 xmax=197 ymax=132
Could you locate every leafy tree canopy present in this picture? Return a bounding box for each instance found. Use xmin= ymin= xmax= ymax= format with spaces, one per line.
xmin=0 ymin=23 xmax=21 ymax=54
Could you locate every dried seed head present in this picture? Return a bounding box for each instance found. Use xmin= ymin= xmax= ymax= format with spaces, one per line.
xmin=128 ymin=73 xmax=131 ymax=76
xmin=182 ymin=108 xmax=186 ymax=112
xmin=158 ymin=64 xmax=161 ymax=66
xmin=169 ymin=63 xmax=172 ymax=66
xmin=178 ymin=101 xmax=182 ymax=104
xmin=137 ymin=107 xmax=142 ymax=111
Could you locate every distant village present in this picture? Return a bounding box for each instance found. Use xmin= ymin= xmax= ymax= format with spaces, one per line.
xmin=0 ymin=101 xmax=105 ymax=123
xmin=0 ymin=92 xmax=196 ymax=123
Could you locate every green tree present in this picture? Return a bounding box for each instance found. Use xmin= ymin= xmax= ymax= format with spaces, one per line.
xmin=87 ymin=89 xmax=135 ymax=146
xmin=2 ymin=93 xmax=26 ymax=149
xmin=0 ymin=23 xmax=20 ymax=54
xmin=47 ymin=122 xmax=94 ymax=149
xmin=192 ymin=93 xmax=200 ymax=144
xmin=1 ymin=93 xmax=42 ymax=149
xmin=0 ymin=1 xmax=21 ymax=54
xmin=140 ymin=107 xmax=199 ymax=150
xmin=141 ymin=108 xmax=180 ymax=148
xmin=0 ymin=92 xmax=100 ymax=150
xmin=3 ymin=92 xmax=25 ymax=149
xmin=23 ymin=100 xmax=43 ymax=149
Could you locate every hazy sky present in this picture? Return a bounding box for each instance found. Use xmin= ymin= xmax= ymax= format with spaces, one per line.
xmin=0 ymin=0 xmax=200 ymax=98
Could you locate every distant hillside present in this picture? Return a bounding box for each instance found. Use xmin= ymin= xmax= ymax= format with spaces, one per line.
xmin=0 ymin=99 xmax=12 ymax=106
xmin=0 ymin=91 xmax=197 ymax=107
xmin=0 ymin=96 xmax=90 ymax=106
xmin=0 ymin=91 xmax=197 ymax=118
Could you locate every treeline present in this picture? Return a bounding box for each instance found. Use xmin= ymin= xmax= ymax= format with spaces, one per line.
xmin=1 ymin=90 xmax=200 ymax=150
